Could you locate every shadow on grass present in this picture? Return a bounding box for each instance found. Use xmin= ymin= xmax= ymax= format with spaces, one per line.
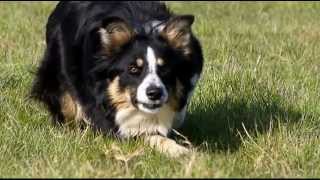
xmin=179 ymin=85 xmax=303 ymax=153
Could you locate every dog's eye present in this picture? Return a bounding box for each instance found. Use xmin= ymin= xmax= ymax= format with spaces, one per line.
xmin=128 ymin=65 xmax=140 ymax=75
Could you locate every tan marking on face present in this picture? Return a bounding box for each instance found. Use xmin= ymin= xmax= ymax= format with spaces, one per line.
xmin=157 ymin=58 xmax=164 ymax=66
xmin=107 ymin=76 xmax=132 ymax=110
xmin=136 ymin=58 xmax=144 ymax=67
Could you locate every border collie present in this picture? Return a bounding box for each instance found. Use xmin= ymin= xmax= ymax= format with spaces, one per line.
xmin=31 ymin=1 xmax=203 ymax=157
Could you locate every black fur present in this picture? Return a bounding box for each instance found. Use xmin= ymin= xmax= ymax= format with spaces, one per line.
xmin=31 ymin=1 xmax=203 ymax=135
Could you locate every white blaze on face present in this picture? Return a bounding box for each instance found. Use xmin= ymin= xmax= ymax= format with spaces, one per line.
xmin=136 ymin=47 xmax=168 ymax=114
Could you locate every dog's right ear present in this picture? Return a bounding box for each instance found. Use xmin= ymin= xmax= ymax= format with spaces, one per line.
xmin=99 ymin=17 xmax=135 ymax=56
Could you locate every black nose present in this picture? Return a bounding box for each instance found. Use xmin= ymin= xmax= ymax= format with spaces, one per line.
xmin=146 ymin=86 xmax=163 ymax=101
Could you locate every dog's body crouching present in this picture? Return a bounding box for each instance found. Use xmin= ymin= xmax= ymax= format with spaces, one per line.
xmin=31 ymin=1 xmax=203 ymax=157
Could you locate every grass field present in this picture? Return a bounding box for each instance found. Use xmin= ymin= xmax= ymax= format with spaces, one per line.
xmin=1 ymin=1 xmax=320 ymax=178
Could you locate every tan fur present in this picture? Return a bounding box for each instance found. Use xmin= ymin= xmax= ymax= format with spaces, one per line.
xmin=157 ymin=58 xmax=164 ymax=66
xmin=60 ymin=92 xmax=90 ymax=126
xmin=160 ymin=17 xmax=193 ymax=56
xmin=107 ymin=76 xmax=132 ymax=110
xmin=60 ymin=92 xmax=77 ymax=121
xmin=108 ymin=22 xmax=133 ymax=46
xmin=136 ymin=58 xmax=144 ymax=67
xmin=99 ymin=20 xmax=135 ymax=56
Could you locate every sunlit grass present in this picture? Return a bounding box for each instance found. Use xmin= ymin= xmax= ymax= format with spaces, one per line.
xmin=0 ymin=2 xmax=320 ymax=178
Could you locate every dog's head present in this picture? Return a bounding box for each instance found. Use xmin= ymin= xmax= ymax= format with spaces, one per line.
xmin=91 ymin=15 xmax=201 ymax=114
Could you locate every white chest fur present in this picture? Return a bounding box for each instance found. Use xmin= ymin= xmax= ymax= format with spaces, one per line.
xmin=115 ymin=104 xmax=176 ymax=138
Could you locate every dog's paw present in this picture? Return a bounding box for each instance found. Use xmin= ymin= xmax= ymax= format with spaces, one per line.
xmin=165 ymin=140 xmax=190 ymax=158
xmin=145 ymin=135 xmax=191 ymax=158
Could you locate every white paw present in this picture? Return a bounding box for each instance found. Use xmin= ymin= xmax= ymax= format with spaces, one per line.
xmin=165 ymin=141 xmax=190 ymax=158
xmin=145 ymin=135 xmax=191 ymax=158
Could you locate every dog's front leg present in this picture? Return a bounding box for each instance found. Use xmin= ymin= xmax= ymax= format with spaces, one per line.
xmin=144 ymin=135 xmax=190 ymax=158
xmin=81 ymin=104 xmax=115 ymax=135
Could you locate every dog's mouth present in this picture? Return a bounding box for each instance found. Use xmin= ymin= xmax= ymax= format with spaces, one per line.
xmin=140 ymin=102 xmax=162 ymax=110
xmin=135 ymin=100 xmax=164 ymax=114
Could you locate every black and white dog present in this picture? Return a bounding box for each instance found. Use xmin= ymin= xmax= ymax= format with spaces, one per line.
xmin=31 ymin=1 xmax=203 ymax=157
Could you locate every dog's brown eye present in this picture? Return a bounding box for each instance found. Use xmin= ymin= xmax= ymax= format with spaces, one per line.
xmin=128 ymin=65 xmax=140 ymax=74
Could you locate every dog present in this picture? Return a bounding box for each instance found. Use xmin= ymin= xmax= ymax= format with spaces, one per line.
xmin=31 ymin=1 xmax=203 ymax=157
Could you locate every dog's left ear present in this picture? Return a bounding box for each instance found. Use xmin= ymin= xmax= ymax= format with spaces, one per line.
xmin=160 ymin=15 xmax=194 ymax=55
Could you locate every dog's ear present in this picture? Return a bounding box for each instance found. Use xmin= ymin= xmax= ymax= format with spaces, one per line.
xmin=160 ymin=15 xmax=194 ymax=55
xmin=99 ymin=17 xmax=135 ymax=56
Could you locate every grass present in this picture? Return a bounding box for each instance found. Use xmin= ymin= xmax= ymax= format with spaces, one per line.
xmin=1 ymin=1 xmax=320 ymax=178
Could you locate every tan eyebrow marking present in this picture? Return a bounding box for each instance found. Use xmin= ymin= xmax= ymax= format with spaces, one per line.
xmin=157 ymin=58 xmax=164 ymax=66
xmin=136 ymin=58 xmax=144 ymax=67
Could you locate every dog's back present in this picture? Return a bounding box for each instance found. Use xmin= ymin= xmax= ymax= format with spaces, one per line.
xmin=45 ymin=2 xmax=171 ymax=43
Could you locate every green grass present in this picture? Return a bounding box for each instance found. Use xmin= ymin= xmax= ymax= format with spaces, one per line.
xmin=1 ymin=1 xmax=320 ymax=178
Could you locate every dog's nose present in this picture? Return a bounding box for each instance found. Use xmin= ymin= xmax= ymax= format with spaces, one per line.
xmin=146 ymin=86 xmax=163 ymax=101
